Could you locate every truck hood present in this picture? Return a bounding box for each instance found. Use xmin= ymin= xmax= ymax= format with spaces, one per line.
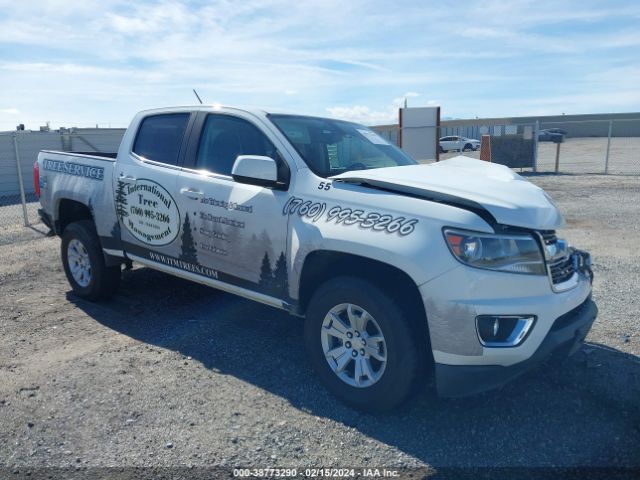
xmin=331 ymin=156 xmax=564 ymax=230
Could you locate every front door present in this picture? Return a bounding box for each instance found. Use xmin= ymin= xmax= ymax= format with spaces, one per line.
xmin=176 ymin=112 xmax=291 ymax=301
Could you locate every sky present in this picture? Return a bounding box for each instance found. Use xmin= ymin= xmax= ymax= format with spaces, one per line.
xmin=0 ymin=0 xmax=639 ymax=130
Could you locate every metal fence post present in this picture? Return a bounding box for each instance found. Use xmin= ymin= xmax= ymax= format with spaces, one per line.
xmin=604 ymin=120 xmax=613 ymax=174
xmin=533 ymin=121 xmax=539 ymax=173
xmin=12 ymin=133 xmax=30 ymax=227
xmin=554 ymin=142 xmax=561 ymax=173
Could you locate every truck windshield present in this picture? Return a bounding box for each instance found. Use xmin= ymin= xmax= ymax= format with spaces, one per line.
xmin=268 ymin=114 xmax=417 ymax=178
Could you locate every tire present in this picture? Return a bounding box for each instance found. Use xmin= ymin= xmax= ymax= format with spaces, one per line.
xmin=464 ymin=143 xmax=472 ymax=151
xmin=439 ymin=146 xmax=445 ymax=153
xmin=304 ymin=277 xmax=420 ymax=411
xmin=61 ymin=220 xmax=121 ymax=301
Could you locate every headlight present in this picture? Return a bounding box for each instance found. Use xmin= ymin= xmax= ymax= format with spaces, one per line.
xmin=443 ymin=228 xmax=546 ymax=275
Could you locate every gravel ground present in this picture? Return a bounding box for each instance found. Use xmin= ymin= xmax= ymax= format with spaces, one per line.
xmin=0 ymin=199 xmax=39 ymax=231
xmin=0 ymin=174 xmax=639 ymax=476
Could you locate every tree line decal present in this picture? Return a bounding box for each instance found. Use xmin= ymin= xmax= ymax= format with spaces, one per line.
xmin=114 ymin=180 xmax=128 ymax=221
xmin=259 ymin=251 xmax=289 ymax=299
xmin=179 ymin=213 xmax=199 ymax=264
xmin=186 ymin=214 xmax=289 ymax=299
xmin=112 ymin=179 xmax=128 ymax=238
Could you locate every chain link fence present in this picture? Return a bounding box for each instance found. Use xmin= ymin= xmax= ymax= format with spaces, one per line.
xmin=393 ymin=118 xmax=640 ymax=175
xmin=0 ymin=130 xmax=124 ymax=237
xmin=536 ymin=119 xmax=640 ymax=175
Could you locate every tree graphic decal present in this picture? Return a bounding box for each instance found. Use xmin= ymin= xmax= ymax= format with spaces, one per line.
xmin=260 ymin=230 xmax=274 ymax=265
xmin=246 ymin=233 xmax=262 ymax=273
xmin=114 ymin=180 xmax=129 ymax=220
xmin=259 ymin=252 xmax=274 ymax=294
xmin=179 ymin=213 xmax=198 ymax=264
xmin=257 ymin=250 xmax=288 ymax=298
xmin=110 ymin=221 xmax=121 ymax=239
xmin=273 ymin=252 xmax=289 ymax=299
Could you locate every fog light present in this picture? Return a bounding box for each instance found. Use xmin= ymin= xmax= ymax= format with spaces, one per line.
xmin=476 ymin=315 xmax=536 ymax=347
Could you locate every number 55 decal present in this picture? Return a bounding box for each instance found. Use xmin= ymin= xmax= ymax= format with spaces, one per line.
xmin=317 ymin=182 xmax=331 ymax=191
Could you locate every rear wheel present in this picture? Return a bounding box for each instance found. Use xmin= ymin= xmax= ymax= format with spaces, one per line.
xmin=304 ymin=277 xmax=420 ymax=411
xmin=61 ymin=220 xmax=121 ymax=301
xmin=464 ymin=143 xmax=472 ymax=151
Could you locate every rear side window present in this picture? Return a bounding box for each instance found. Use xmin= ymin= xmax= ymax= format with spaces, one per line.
xmin=133 ymin=113 xmax=190 ymax=165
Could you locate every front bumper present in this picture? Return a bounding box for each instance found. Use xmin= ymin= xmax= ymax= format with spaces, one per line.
xmin=435 ymin=296 xmax=597 ymax=397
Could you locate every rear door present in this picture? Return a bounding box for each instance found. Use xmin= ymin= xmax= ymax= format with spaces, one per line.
xmin=175 ymin=111 xmax=293 ymax=302
xmin=116 ymin=112 xmax=194 ymax=262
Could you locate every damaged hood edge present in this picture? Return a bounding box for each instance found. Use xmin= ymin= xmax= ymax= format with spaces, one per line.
xmin=331 ymin=157 xmax=565 ymax=231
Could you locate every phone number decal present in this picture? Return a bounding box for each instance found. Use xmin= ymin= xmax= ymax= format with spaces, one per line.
xmin=283 ymin=197 xmax=418 ymax=236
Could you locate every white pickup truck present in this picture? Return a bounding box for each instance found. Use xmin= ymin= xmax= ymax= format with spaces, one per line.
xmin=35 ymin=106 xmax=596 ymax=411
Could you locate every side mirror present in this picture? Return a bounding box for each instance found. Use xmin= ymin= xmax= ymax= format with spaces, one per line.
xmin=232 ymin=155 xmax=285 ymax=189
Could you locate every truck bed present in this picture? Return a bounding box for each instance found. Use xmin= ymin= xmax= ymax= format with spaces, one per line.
xmin=37 ymin=149 xmax=120 ymax=246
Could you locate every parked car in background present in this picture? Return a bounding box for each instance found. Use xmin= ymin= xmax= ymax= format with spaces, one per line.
xmin=545 ymin=128 xmax=568 ymax=136
xmin=439 ymin=136 xmax=480 ymax=152
xmin=538 ymin=129 xmax=565 ymax=143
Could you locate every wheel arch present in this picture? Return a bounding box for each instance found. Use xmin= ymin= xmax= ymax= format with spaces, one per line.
xmin=297 ymin=250 xmax=432 ymax=358
xmin=56 ymin=198 xmax=93 ymax=235
xmin=55 ymin=198 xmax=122 ymax=267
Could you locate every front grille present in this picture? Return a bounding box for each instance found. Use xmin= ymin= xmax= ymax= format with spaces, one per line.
xmin=549 ymin=255 xmax=575 ymax=284
xmin=540 ymin=230 xmax=557 ymax=245
xmin=539 ymin=230 xmax=576 ymax=285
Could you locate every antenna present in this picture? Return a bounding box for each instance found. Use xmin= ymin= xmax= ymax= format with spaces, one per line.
xmin=193 ymin=89 xmax=203 ymax=104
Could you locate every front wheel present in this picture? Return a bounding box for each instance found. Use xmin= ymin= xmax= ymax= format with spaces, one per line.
xmin=61 ymin=220 xmax=121 ymax=301
xmin=304 ymin=277 xmax=420 ymax=411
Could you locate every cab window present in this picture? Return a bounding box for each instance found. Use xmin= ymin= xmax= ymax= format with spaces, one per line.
xmin=196 ymin=115 xmax=278 ymax=176
xmin=133 ymin=113 xmax=190 ymax=165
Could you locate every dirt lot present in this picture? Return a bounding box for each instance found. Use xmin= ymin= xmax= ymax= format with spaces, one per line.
xmin=1 ymin=174 xmax=639 ymax=476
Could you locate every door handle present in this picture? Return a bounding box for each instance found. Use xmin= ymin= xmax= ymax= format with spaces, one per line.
xmin=118 ymin=174 xmax=137 ymax=184
xmin=180 ymin=187 xmax=204 ymax=200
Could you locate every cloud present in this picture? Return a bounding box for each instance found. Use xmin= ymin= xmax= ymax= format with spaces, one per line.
xmin=0 ymin=0 xmax=639 ymax=129
xmin=325 ymin=105 xmax=398 ymax=125
xmin=327 ymin=94 xmax=440 ymax=124
xmin=393 ymin=92 xmax=420 ymax=106
xmin=0 ymin=108 xmax=19 ymax=114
